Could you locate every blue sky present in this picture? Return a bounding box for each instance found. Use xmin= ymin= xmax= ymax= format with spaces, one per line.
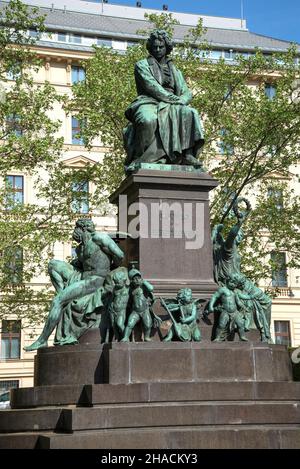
xmin=90 ymin=1 xmax=300 ymax=44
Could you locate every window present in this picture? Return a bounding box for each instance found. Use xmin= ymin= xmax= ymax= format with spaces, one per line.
xmin=71 ymin=66 xmax=85 ymax=84
xmin=6 ymin=114 xmax=23 ymax=136
xmin=97 ymin=38 xmax=112 ymax=48
xmin=5 ymin=175 xmax=24 ymax=206
xmin=0 ymin=380 xmax=19 ymax=393
xmin=274 ymin=321 xmax=291 ymax=346
xmin=0 ymin=321 xmax=21 ymax=359
xmin=267 ymin=187 xmax=283 ymax=210
xmin=71 ymin=117 xmax=84 ymax=145
xmin=3 ymin=246 xmax=23 ymax=284
xmin=57 ymin=32 xmax=67 ymax=42
xmin=265 ymin=83 xmax=276 ymax=99
xmin=69 ymin=34 xmax=82 ymax=44
xmin=271 ymin=251 xmax=287 ymax=287
xmin=72 ymin=181 xmax=89 ymax=214
xmin=28 ymin=29 xmax=38 ymax=38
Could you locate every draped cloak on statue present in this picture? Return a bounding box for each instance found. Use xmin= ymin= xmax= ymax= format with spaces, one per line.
xmin=123 ymin=56 xmax=205 ymax=166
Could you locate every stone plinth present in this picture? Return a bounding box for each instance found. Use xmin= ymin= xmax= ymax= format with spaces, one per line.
xmin=110 ymin=167 xmax=218 ymax=298
xmin=33 ymin=339 xmax=293 ymax=387
xmin=1 ymin=337 xmax=299 ymax=449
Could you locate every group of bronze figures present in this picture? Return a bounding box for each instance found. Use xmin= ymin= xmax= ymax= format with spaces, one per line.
xmin=24 ymin=30 xmax=272 ymax=351
xmin=24 ymin=209 xmax=271 ymax=351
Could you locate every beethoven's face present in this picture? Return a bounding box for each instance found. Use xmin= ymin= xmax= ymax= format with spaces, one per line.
xmin=151 ymin=39 xmax=167 ymax=61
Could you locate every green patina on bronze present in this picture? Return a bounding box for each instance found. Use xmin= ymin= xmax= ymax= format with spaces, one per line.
xmin=211 ymin=198 xmax=272 ymax=342
xmin=207 ymin=272 xmax=255 ymax=342
xmin=123 ymin=30 xmax=205 ymax=173
xmin=106 ymin=268 xmax=130 ymax=342
xmin=121 ymin=268 xmax=161 ymax=342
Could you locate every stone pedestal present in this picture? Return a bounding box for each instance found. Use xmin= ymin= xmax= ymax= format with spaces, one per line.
xmin=32 ymin=339 xmax=292 ymax=387
xmin=110 ymin=167 xmax=218 ymax=298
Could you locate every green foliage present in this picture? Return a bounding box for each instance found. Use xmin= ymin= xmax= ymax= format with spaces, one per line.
xmin=137 ymin=12 xmax=180 ymax=38
xmin=0 ymin=1 xmax=102 ymax=326
xmin=70 ymin=12 xmax=300 ymax=286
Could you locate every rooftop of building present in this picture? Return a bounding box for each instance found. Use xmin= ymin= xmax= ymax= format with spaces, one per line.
xmin=1 ymin=0 xmax=299 ymax=53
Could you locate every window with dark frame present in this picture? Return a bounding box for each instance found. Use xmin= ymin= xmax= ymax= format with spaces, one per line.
xmin=0 ymin=321 xmax=21 ymax=360
xmin=28 ymin=29 xmax=38 ymax=38
xmin=6 ymin=114 xmax=23 ymax=137
xmin=71 ymin=66 xmax=85 ymax=84
xmin=267 ymin=187 xmax=283 ymax=210
xmin=265 ymin=83 xmax=276 ymax=99
xmin=274 ymin=320 xmax=291 ymax=346
xmin=69 ymin=34 xmax=82 ymax=44
xmin=71 ymin=181 xmax=89 ymax=214
xmin=0 ymin=380 xmax=19 ymax=393
xmin=3 ymin=246 xmax=23 ymax=284
xmin=71 ymin=117 xmax=84 ymax=145
xmin=97 ymin=38 xmax=112 ymax=48
xmin=57 ymin=32 xmax=67 ymax=42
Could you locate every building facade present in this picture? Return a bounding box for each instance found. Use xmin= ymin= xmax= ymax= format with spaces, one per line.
xmin=0 ymin=0 xmax=299 ymax=394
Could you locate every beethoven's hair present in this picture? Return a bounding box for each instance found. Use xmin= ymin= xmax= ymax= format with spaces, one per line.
xmin=146 ymin=29 xmax=174 ymax=56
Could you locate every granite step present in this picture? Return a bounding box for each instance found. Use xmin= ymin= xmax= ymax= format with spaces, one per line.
xmin=2 ymin=425 xmax=299 ymax=449
xmin=61 ymin=401 xmax=300 ymax=431
xmin=11 ymin=381 xmax=300 ymax=409
xmin=0 ymin=407 xmax=68 ymax=434
xmin=2 ymin=400 xmax=300 ymax=434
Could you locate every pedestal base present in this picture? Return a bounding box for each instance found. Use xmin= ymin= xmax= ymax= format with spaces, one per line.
xmin=110 ymin=168 xmax=218 ymax=298
xmin=32 ymin=340 xmax=292 ymax=387
xmin=1 ymin=337 xmax=299 ymax=449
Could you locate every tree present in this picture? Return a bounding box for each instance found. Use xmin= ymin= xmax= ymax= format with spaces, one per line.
xmin=70 ymin=12 xmax=300 ymax=286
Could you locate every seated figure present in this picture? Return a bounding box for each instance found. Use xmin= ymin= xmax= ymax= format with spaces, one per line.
xmin=123 ymin=29 xmax=205 ymax=173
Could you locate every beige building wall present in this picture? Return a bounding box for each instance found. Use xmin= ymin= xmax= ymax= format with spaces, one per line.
xmin=0 ymin=48 xmax=111 ymax=390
